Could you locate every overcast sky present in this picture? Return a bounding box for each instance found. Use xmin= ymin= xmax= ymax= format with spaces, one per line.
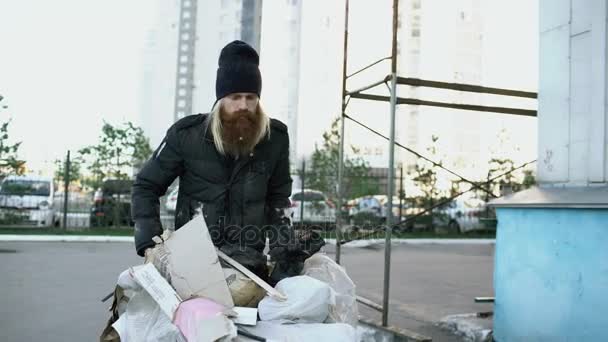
xmin=0 ymin=0 xmax=153 ymax=173
xmin=0 ymin=0 xmax=537 ymax=175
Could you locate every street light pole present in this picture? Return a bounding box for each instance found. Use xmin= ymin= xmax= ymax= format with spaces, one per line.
xmin=63 ymin=150 xmax=70 ymax=230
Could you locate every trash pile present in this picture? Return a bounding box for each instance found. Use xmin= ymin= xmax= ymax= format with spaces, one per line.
xmin=100 ymin=215 xmax=359 ymax=342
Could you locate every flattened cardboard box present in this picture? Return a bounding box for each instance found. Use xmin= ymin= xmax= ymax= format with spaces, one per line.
xmin=162 ymin=215 xmax=234 ymax=308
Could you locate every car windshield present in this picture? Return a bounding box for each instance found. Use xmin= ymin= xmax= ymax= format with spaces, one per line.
xmin=0 ymin=180 xmax=51 ymax=196
xmin=359 ymin=197 xmax=380 ymax=208
xmin=292 ymin=192 xmax=325 ymax=201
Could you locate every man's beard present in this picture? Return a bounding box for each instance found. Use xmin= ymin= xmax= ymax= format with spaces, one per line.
xmin=220 ymin=108 xmax=262 ymax=157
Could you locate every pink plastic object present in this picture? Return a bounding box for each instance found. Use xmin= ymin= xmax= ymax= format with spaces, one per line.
xmin=173 ymin=298 xmax=226 ymax=340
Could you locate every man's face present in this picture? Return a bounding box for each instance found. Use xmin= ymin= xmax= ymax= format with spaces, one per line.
xmin=221 ymin=92 xmax=259 ymax=118
xmin=219 ymin=92 xmax=261 ymax=156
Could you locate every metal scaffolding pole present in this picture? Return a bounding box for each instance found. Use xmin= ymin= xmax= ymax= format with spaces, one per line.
xmin=335 ymin=0 xmax=538 ymax=332
xmin=349 ymin=93 xmax=537 ymax=117
xmin=382 ymin=0 xmax=399 ymax=328
xmin=336 ymin=0 xmax=349 ymax=265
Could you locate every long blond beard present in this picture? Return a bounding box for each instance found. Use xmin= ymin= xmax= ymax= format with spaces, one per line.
xmin=210 ymin=100 xmax=271 ymax=156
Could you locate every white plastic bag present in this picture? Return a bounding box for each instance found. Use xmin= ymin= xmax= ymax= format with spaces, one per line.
xmin=242 ymin=321 xmax=356 ymax=342
xmin=302 ymin=253 xmax=359 ymax=326
xmin=112 ymin=290 xmax=185 ymax=342
xmin=258 ymin=275 xmax=333 ymax=323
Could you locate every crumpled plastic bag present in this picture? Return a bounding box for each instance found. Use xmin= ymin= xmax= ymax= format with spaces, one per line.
xmin=241 ymin=321 xmax=356 ymax=342
xmin=112 ymin=289 xmax=185 ymax=342
xmin=173 ymin=298 xmax=237 ymax=342
xmin=301 ymin=253 xmax=359 ymax=327
xmin=258 ymin=275 xmax=333 ymax=323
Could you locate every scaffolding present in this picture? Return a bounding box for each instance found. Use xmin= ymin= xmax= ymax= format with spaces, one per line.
xmin=335 ymin=0 xmax=538 ymax=327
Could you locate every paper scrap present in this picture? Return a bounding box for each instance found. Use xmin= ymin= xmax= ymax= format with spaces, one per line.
xmin=131 ymin=263 xmax=182 ymax=319
xmin=230 ymin=307 xmax=258 ymax=326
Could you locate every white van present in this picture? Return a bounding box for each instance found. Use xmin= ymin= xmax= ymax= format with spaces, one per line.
xmin=0 ymin=175 xmax=55 ymax=227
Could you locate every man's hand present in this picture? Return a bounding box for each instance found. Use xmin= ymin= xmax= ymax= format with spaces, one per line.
xmin=143 ymin=248 xmax=153 ymax=263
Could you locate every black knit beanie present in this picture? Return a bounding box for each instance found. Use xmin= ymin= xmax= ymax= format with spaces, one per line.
xmin=215 ymin=40 xmax=262 ymax=101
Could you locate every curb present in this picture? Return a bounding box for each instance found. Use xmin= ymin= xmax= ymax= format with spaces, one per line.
xmin=0 ymin=235 xmax=133 ymax=242
xmin=438 ymin=313 xmax=493 ymax=342
xmin=0 ymin=235 xmax=495 ymax=245
xmin=325 ymin=238 xmax=495 ymax=247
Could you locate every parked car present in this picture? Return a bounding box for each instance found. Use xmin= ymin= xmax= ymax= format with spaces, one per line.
xmin=348 ymin=196 xmax=382 ymax=218
xmin=90 ymin=179 xmax=133 ymax=227
xmin=347 ymin=196 xmax=383 ymax=227
xmin=290 ymin=189 xmax=336 ymax=229
xmin=0 ymin=175 xmax=55 ymax=227
xmin=377 ymin=195 xmax=408 ymax=221
xmin=438 ymin=196 xmax=494 ymax=233
xmin=165 ymin=186 xmax=179 ymax=214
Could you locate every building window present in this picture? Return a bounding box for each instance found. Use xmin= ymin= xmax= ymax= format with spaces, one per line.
xmin=411 ymin=28 xmax=420 ymax=37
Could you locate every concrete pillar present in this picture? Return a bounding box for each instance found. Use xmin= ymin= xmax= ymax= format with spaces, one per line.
xmin=491 ymin=1 xmax=608 ymax=340
xmin=537 ymin=0 xmax=608 ymax=185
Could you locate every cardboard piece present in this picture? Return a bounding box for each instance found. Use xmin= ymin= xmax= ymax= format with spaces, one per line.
xmin=217 ymin=250 xmax=287 ymax=302
xmin=162 ymin=215 xmax=234 ymax=308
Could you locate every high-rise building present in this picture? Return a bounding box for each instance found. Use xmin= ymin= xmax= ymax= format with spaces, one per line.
xmin=295 ymin=0 xmax=345 ymax=161
xmin=191 ymin=0 xmax=263 ymax=115
xmin=408 ymin=0 xmax=485 ymax=181
xmin=344 ymin=0 xmax=487 ymax=178
xmin=173 ymin=0 xmax=198 ymax=122
xmin=260 ymin=0 xmax=303 ymax=165
xmin=138 ymin=0 xmax=180 ymax=148
xmin=138 ymin=0 xmax=264 ymax=147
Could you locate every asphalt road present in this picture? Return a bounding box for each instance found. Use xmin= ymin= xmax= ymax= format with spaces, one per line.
xmin=0 ymin=241 xmax=494 ymax=341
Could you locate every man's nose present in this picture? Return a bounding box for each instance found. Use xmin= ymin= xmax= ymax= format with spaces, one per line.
xmin=237 ymin=98 xmax=249 ymax=111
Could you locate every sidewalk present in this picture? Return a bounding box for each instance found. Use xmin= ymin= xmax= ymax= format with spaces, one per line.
xmin=0 ymin=234 xmax=495 ymax=245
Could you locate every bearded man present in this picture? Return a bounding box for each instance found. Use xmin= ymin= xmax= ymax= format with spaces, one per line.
xmin=131 ymin=40 xmax=311 ymax=284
